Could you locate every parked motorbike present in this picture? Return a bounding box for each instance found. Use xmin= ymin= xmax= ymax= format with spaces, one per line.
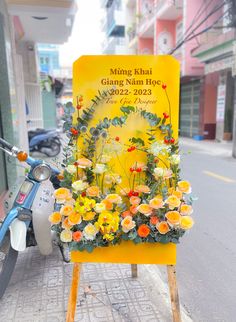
xmin=0 ymin=137 xmax=65 ymax=299
xmin=28 ymin=128 xmax=61 ymax=157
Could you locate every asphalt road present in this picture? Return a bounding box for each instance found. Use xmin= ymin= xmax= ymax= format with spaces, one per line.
xmin=175 ymin=139 xmax=236 ymax=322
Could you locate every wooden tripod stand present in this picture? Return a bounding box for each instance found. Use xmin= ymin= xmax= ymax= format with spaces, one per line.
xmin=66 ymin=263 xmax=181 ymax=322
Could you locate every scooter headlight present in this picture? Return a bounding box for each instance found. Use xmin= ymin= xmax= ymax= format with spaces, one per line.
xmin=32 ymin=164 xmax=51 ymax=181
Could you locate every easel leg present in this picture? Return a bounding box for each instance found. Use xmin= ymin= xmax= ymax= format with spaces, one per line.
xmin=131 ymin=264 xmax=138 ymax=278
xmin=167 ymin=265 xmax=182 ymax=322
xmin=66 ymin=263 xmax=82 ymax=322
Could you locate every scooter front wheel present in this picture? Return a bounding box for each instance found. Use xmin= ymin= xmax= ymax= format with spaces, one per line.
xmin=0 ymin=232 xmax=18 ymax=299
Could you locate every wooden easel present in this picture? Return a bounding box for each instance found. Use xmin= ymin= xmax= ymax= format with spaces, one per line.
xmin=66 ymin=263 xmax=181 ymax=322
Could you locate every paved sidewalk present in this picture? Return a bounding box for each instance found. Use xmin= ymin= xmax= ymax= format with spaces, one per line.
xmin=0 ymin=246 xmax=192 ymax=322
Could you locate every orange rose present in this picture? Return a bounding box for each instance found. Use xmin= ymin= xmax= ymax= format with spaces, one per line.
xmin=77 ymin=158 xmax=92 ymax=168
xmin=60 ymin=204 xmax=74 ymax=217
xmin=72 ymin=231 xmax=83 ymax=242
xmin=157 ymin=221 xmax=170 ymax=234
xmin=165 ymin=211 xmax=181 ymax=225
xmin=49 ymin=212 xmax=62 ymax=224
xmin=86 ymin=186 xmax=100 ymax=197
xmin=137 ymin=224 xmax=150 ymax=238
xmin=62 ymin=217 xmax=73 ymax=230
xmin=130 ymin=205 xmax=138 ymax=215
xmin=101 ymin=199 xmax=113 ymax=210
xmin=149 ymin=197 xmax=164 ymax=209
xmin=150 ymin=216 xmax=159 ymax=225
xmin=130 ymin=196 xmax=141 ymax=205
xmin=135 ymin=185 xmax=150 ymax=194
xmin=137 ymin=204 xmax=153 ymax=216
xmin=180 ymin=204 xmax=193 ymax=215
xmin=68 ymin=212 xmax=82 ymax=225
xmin=166 ymin=195 xmax=181 ymax=209
xmin=54 ymin=187 xmax=71 ymax=203
xmin=168 ymin=187 xmax=183 ymax=199
xmin=177 ymin=181 xmax=191 ymax=194
xmin=105 ymin=194 xmax=122 ymax=204
xmin=121 ymin=210 xmax=132 ymax=218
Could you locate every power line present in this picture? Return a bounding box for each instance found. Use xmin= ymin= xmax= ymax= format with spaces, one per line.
xmin=171 ymin=1 xmax=227 ymax=54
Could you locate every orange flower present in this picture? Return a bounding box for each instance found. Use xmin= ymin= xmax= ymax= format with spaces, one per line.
xmin=168 ymin=187 xmax=182 ymax=199
xmin=101 ymin=199 xmax=113 ymax=210
xmin=157 ymin=221 xmax=170 ymax=234
xmin=165 ymin=211 xmax=181 ymax=225
xmin=130 ymin=196 xmax=141 ymax=205
xmin=150 ymin=216 xmax=159 ymax=225
xmin=180 ymin=204 xmax=193 ymax=215
xmin=86 ymin=186 xmax=100 ymax=197
xmin=72 ymin=231 xmax=83 ymax=242
xmin=105 ymin=194 xmax=122 ymax=204
xmin=137 ymin=224 xmax=150 ymax=238
xmin=77 ymin=157 xmax=92 ymax=168
xmin=180 ymin=216 xmax=194 ymax=230
xmin=68 ymin=212 xmax=82 ymax=225
xmin=49 ymin=212 xmax=62 ymax=224
xmin=62 ymin=217 xmax=73 ymax=230
xmin=121 ymin=210 xmax=132 ymax=218
xmin=137 ymin=204 xmax=153 ymax=216
xmin=149 ymin=197 xmax=164 ymax=209
xmin=60 ymin=204 xmax=74 ymax=217
xmin=135 ymin=185 xmax=150 ymax=194
xmin=177 ymin=181 xmax=191 ymax=194
xmin=130 ymin=205 xmax=138 ymax=215
xmin=166 ymin=195 xmax=181 ymax=209
xmin=54 ymin=188 xmax=71 ymax=203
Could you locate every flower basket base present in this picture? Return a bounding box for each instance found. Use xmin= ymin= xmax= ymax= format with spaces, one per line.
xmin=71 ymin=241 xmax=176 ymax=265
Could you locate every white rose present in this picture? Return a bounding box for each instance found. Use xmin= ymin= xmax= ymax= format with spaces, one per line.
xmin=94 ymin=203 xmax=106 ymax=213
xmin=93 ymin=163 xmax=107 ymax=174
xmin=83 ymin=223 xmax=98 ymax=241
xmin=66 ymin=165 xmax=77 ymax=174
xmin=169 ymin=154 xmax=180 ymax=165
xmin=72 ymin=180 xmax=88 ymax=192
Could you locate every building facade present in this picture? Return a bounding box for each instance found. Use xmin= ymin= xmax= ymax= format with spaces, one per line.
xmin=101 ymin=0 xmax=235 ymax=142
xmin=0 ymin=0 xmax=76 ymax=206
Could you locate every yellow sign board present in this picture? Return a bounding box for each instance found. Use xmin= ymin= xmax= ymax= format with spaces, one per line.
xmin=72 ymin=55 xmax=180 ymax=265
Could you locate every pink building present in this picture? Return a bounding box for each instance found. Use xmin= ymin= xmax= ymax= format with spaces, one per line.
xmin=126 ymin=0 xmax=233 ymax=140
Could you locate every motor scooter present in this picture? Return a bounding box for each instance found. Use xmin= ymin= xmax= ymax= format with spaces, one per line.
xmin=0 ymin=137 xmax=64 ymax=299
xmin=28 ymin=128 xmax=61 ymax=157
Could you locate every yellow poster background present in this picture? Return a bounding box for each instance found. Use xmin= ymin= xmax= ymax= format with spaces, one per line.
xmin=71 ymin=55 xmax=180 ymax=265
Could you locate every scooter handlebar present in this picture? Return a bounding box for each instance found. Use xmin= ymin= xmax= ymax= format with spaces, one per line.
xmin=0 ymin=138 xmax=14 ymax=151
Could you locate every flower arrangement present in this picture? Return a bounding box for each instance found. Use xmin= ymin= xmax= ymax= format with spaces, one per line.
xmin=50 ymin=87 xmax=195 ymax=253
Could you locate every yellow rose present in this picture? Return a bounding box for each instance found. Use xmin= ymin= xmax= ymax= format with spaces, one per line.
xmin=180 ymin=216 xmax=194 ymax=230
xmin=137 ymin=204 xmax=153 ymax=216
xmin=106 ymin=194 xmax=122 ymax=204
xmin=165 ymin=211 xmax=181 ymax=225
xmin=168 ymin=187 xmax=183 ymax=199
xmin=60 ymin=204 xmax=74 ymax=217
xmin=49 ymin=212 xmax=62 ymax=224
xmin=54 ymin=188 xmax=71 ymax=203
xmin=68 ymin=212 xmax=82 ymax=225
xmin=180 ymin=204 xmax=193 ymax=216
xmin=83 ymin=223 xmax=98 ymax=240
xmin=121 ymin=215 xmax=136 ymax=233
xmin=62 ymin=217 xmax=73 ymax=230
xmin=86 ymin=186 xmax=100 ymax=197
xmin=82 ymin=211 xmax=96 ymax=221
xmin=177 ymin=181 xmax=192 ymax=194
xmin=60 ymin=229 xmax=72 ymax=242
xmin=166 ymin=195 xmax=181 ymax=210
xmin=149 ymin=197 xmax=164 ymax=209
